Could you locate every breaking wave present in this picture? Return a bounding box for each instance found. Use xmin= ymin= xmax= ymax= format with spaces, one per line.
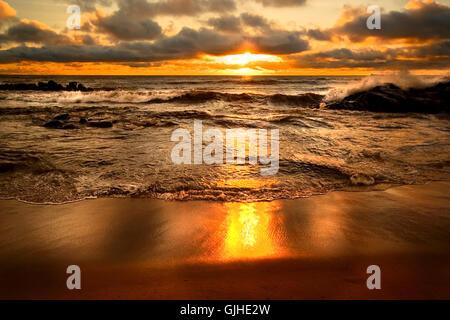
xmin=326 ymin=71 xmax=448 ymax=101
xmin=325 ymin=79 xmax=449 ymax=113
xmin=147 ymin=91 xmax=324 ymax=106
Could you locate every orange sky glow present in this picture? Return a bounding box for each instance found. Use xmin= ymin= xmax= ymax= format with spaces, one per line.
xmin=0 ymin=0 xmax=448 ymax=75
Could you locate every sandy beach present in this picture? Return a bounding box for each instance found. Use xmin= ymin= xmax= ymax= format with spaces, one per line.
xmin=0 ymin=182 xmax=449 ymax=299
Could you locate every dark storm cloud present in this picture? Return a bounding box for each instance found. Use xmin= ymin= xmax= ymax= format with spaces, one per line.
xmin=81 ymin=34 xmax=96 ymax=46
xmin=0 ymin=45 xmax=135 ymax=63
xmin=313 ymin=48 xmax=388 ymax=61
xmin=0 ymin=20 xmax=74 ymax=45
xmin=335 ymin=1 xmax=450 ymax=41
xmin=114 ymin=0 xmax=236 ymax=18
xmin=206 ymin=13 xmax=309 ymax=54
xmin=0 ymin=25 xmax=310 ymax=63
xmin=55 ymin=0 xmax=113 ymax=12
xmin=208 ymin=15 xmax=242 ymax=33
xmin=294 ymin=41 xmax=450 ymax=69
xmin=248 ymin=31 xmax=308 ymax=54
xmin=240 ymin=13 xmax=271 ymax=30
xmin=0 ymin=28 xmax=240 ymax=63
xmin=207 ymin=13 xmax=271 ymax=33
xmin=254 ymin=0 xmax=307 ymax=7
xmin=306 ymin=29 xmax=332 ymax=41
xmin=142 ymin=27 xmax=242 ymax=56
xmin=94 ymin=0 xmax=237 ymax=41
xmin=407 ymin=40 xmax=450 ymax=57
xmin=95 ymin=12 xmax=162 ymax=40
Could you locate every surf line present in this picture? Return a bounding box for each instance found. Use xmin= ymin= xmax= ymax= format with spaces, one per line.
xmin=170 ymin=120 xmax=279 ymax=175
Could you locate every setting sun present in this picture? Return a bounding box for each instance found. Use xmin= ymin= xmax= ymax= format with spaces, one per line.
xmin=204 ymin=52 xmax=283 ymax=75
xmin=216 ymin=52 xmax=283 ymax=65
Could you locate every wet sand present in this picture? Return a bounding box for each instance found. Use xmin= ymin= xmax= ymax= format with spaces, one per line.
xmin=0 ymin=182 xmax=449 ymax=299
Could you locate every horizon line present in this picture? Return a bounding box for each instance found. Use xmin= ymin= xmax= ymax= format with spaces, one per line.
xmin=0 ymin=73 xmax=442 ymax=77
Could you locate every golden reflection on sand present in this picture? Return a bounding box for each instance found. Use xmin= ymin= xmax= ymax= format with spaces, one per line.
xmin=220 ymin=202 xmax=288 ymax=261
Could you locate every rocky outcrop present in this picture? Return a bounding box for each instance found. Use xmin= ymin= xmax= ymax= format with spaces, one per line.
xmin=0 ymin=80 xmax=94 ymax=92
xmin=87 ymin=121 xmax=113 ymax=128
xmin=326 ymin=81 xmax=449 ymax=113
xmin=43 ymin=113 xmax=114 ymax=130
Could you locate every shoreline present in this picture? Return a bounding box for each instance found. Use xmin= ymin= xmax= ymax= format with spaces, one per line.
xmin=0 ymin=182 xmax=449 ymax=299
xmin=1 ymin=180 xmax=447 ymax=206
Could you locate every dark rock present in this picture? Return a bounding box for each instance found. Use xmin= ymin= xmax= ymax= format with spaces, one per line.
xmin=47 ymin=80 xmax=64 ymax=91
xmin=38 ymin=82 xmax=48 ymax=90
xmin=159 ymin=121 xmax=178 ymax=127
xmin=0 ymin=83 xmax=38 ymax=90
xmin=142 ymin=120 xmax=158 ymax=127
xmin=0 ymin=80 xmax=94 ymax=92
xmin=44 ymin=120 xmax=63 ymax=129
xmin=350 ymin=173 xmax=375 ymax=186
xmin=62 ymin=124 xmax=77 ymax=130
xmin=53 ymin=113 xmax=70 ymax=121
xmin=79 ymin=118 xmax=87 ymax=124
xmin=327 ymin=81 xmax=450 ymax=113
xmin=66 ymin=82 xmax=78 ymax=91
xmin=88 ymin=121 xmax=113 ymax=128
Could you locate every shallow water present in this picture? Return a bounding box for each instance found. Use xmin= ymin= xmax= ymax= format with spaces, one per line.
xmin=0 ymin=75 xmax=449 ymax=203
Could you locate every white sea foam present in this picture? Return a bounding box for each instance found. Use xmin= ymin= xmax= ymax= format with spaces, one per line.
xmin=325 ymin=71 xmax=446 ymax=102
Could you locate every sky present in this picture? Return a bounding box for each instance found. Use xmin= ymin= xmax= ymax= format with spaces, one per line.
xmin=0 ymin=0 xmax=448 ymax=75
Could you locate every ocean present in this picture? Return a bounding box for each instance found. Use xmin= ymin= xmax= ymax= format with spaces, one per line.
xmin=0 ymin=75 xmax=449 ymax=203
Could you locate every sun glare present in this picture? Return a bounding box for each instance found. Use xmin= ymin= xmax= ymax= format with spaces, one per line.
xmin=217 ymin=52 xmax=283 ymax=65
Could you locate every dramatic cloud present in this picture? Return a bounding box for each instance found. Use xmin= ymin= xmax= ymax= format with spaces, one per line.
xmin=54 ymin=0 xmax=113 ymax=12
xmin=240 ymin=13 xmax=271 ymax=30
xmin=94 ymin=12 xmax=162 ymax=40
xmin=0 ymin=20 xmax=74 ymax=45
xmin=294 ymin=41 xmax=450 ymax=69
xmin=114 ymin=0 xmax=236 ymax=18
xmin=254 ymin=0 xmax=307 ymax=7
xmin=0 ymin=24 xmax=310 ymax=64
xmin=144 ymin=27 xmax=242 ymax=57
xmin=306 ymin=29 xmax=332 ymax=41
xmin=313 ymin=48 xmax=387 ymax=61
xmin=0 ymin=28 xmax=240 ymax=63
xmin=208 ymin=15 xmax=242 ymax=33
xmin=406 ymin=40 xmax=450 ymax=57
xmin=92 ymin=0 xmax=239 ymax=41
xmin=207 ymin=13 xmax=271 ymax=33
xmin=333 ymin=0 xmax=450 ymax=42
xmin=248 ymin=31 xmax=308 ymax=54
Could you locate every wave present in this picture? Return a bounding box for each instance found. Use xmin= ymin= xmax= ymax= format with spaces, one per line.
xmin=0 ymin=164 xmax=383 ymax=203
xmin=1 ymin=89 xmax=325 ymax=106
xmin=147 ymin=91 xmax=324 ymax=106
xmin=0 ymin=150 xmax=56 ymax=174
xmin=147 ymin=91 xmax=256 ymax=104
